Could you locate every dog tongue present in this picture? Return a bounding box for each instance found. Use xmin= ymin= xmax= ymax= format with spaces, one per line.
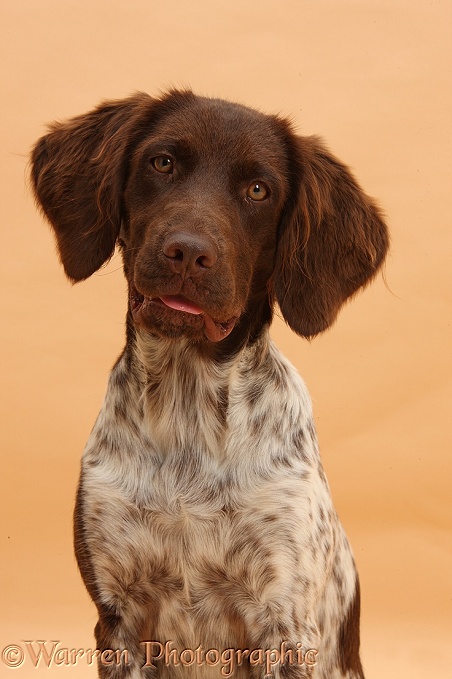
xmin=159 ymin=296 xmax=203 ymax=315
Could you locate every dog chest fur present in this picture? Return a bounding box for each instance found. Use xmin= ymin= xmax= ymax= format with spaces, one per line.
xmin=76 ymin=332 xmax=355 ymax=670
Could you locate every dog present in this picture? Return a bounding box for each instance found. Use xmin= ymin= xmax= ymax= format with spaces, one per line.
xmin=31 ymin=90 xmax=388 ymax=678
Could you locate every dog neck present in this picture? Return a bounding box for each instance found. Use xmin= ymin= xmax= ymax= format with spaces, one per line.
xmin=131 ymin=327 xmax=270 ymax=458
xmin=86 ymin=320 xmax=314 ymax=491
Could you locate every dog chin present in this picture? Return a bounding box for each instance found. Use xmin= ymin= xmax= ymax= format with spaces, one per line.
xmin=130 ymin=293 xmax=237 ymax=343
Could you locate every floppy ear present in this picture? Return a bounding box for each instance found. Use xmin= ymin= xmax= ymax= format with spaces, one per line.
xmin=273 ymin=135 xmax=389 ymax=338
xmin=31 ymin=93 xmax=154 ymax=281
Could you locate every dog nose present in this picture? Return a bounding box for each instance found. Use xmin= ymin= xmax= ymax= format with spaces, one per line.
xmin=162 ymin=233 xmax=218 ymax=276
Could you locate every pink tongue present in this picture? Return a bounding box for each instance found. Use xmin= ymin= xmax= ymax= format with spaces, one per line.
xmin=159 ymin=296 xmax=203 ymax=315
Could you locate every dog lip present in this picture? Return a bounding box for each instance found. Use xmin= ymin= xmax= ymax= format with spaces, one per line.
xmin=130 ymin=287 xmax=203 ymax=314
xmin=202 ymin=314 xmax=237 ymax=342
xmin=130 ymin=288 xmax=145 ymax=311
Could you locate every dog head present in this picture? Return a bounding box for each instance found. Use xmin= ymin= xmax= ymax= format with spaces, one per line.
xmin=31 ymin=90 xmax=388 ymax=347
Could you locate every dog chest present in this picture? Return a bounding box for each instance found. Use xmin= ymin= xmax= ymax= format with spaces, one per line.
xmin=78 ymin=447 xmax=332 ymax=646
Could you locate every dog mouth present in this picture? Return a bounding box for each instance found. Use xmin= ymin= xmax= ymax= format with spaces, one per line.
xmin=130 ymin=288 xmax=238 ymax=342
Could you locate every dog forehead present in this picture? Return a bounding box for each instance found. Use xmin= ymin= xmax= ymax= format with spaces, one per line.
xmin=148 ymin=95 xmax=288 ymax=163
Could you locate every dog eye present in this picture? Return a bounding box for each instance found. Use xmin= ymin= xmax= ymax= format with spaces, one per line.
xmin=246 ymin=182 xmax=269 ymax=201
xmin=152 ymin=156 xmax=174 ymax=174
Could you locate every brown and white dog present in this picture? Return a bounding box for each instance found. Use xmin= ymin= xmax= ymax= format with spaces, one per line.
xmin=31 ymin=90 xmax=388 ymax=678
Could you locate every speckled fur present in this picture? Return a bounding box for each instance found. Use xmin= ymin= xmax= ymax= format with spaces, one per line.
xmin=31 ymin=90 xmax=389 ymax=678
xmin=77 ymin=331 xmax=359 ymax=678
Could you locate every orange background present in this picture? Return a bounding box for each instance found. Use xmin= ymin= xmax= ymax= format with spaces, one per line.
xmin=1 ymin=1 xmax=451 ymax=677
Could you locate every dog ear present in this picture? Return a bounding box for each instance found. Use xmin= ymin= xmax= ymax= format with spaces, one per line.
xmin=31 ymin=93 xmax=154 ymax=281
xmin=273 ymin=135 xmax=389 ymax=338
